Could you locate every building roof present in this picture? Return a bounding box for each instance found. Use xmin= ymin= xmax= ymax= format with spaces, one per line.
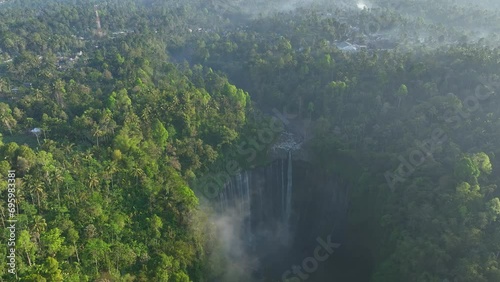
xmin=336 ymin=41 xmax=353 ymax=48
xmin=336 ymin=41 xmax=359 ymax=52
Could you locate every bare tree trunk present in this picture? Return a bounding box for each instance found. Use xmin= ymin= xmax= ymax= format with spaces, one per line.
xmin=95 ymin=257 xmax=98 ymax=274
xmin=26 ymin=251 xmax=32 ymax=266
xmin=0 ymin=207 xmax=5 ymax=228
xmin=5 ymin=122 xmax=12 ymax=135
xmin=56 ymin=186 xmax=61 ymax=204
xmin=75 ymin=244 xmax=80 ymax=263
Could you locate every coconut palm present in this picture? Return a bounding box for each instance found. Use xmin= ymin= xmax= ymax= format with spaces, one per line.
xmin=88 ymin=172 xmax=100 ymax=192
xmin=131 ymin=166 xmax=145 ymax=187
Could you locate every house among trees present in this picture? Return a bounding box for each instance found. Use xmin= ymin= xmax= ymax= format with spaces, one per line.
xmin=335 ymin=41 xmax=367 ymax=52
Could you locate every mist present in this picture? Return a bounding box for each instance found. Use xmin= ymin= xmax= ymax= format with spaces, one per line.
xmin=209 ymin=207 xmax=260 ymax=282
xmin=3 ymin=0 xmax=500 ymax=281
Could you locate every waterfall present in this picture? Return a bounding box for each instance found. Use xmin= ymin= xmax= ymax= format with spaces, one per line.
xmin=208 ymin=154 xmax=348 ymax=281
xmin=281 ymin=159 xmax=285 ymax=222
xmin=285 ymin=150 xmax=293 ymax=228
xmin=244 ymin=171 xmax=252 ymax=245
xmin=237 ymin=173 xmax=243 ymax=213
xmin=217 ymin=170 xmax=253 ymax=247
xmin=208 ymin=155 xmax=350 ymax=281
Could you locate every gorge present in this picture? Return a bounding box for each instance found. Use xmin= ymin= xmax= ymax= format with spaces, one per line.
xmin=208 ymin=147 xmax=368 ymax=281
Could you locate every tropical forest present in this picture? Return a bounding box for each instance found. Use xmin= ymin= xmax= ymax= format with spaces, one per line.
xmin=1 ymin=0 xmax=500 ymax=281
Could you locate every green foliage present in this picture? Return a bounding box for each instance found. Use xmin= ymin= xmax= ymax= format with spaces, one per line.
xmin=397 ymin=84 xmax=408 ymax=97
xmin=0 ymin=3 xmax=252 ymax=279
xmin=487 ymin=198 xmax=500 ymax=221
xmin=454 ymin=157 xmax=481 ymax=182
xmin=2 ymin=0 xmax=500 ymax=281
xmin=472 ymin=152 xmax=492 ymax=175
xmin=152 ymin=119 xmax=169 ymax=148
xmin=41 ymin=228 xmax=64 ymax=256
xmin=41 ymin=257 xmax=64 ymax=282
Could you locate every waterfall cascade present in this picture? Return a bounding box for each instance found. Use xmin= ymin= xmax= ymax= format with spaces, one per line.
xmin=214 ymin=156 xmax=349 ymax=281
xmin=286 ymin=151 xmax=292 ymax=225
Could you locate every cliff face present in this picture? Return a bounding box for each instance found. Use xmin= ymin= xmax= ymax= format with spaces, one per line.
xmin=214 ymin=151 xmax=350 ymax=281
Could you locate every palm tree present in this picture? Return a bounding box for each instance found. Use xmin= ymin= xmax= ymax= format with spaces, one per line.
xmin=52 ymin=168 xmax=64 ymax=204
xmin=71 ymin=155 xmax=81 ymax=168
xmin=0 ymin=78 xmax=8 ymax=94
xmin=396 ymin=84 xmax=408 ymax=108
xmin=41 ymin=139 xmax=57 ymax=152
xmin=23 ymin=175 xmax=36 ymax=206
xmin=34 ymin=89 xmax=43 ymax=100
xmin=92 ymin=124 xmax=104 ymax=147
xmin=15 ymin=178 xmax=26 ymax=217
xmin=131 ymin=166 xmax=145 ymax=188
xmin=98 ymin=110 xmax=117 ymax=140
xmin=40 ymin=122 xmax=50 ymax=140
xmin=62 ymin=173 xmax=78 ymax=207
xmin=103 ymin=161 xmax=118 ymax=196
xmin=31 ymin=215 xmax=47 ymax=245
xmin=62 ymin=143 xmax=75 ymax=154
xmin=141 ymin=106 xmax=153 ymax=126
xmin=0 ymin=205 xmax=6 ymax=228
xmin=88 ymin=172 xmax=100 ymax=192
xmin=31 ymin=180 xmax=45 ymax=208
xmin=82 ymin=152 xmax=94 ymax=167
xmin=0 ymin=103 xmax=16 ymax=135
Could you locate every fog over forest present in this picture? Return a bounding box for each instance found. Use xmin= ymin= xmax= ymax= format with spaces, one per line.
xmin=1 ymin=0 xmax=500 ymax=281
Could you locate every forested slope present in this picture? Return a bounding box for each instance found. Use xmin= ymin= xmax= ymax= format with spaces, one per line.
xmin=1 ymin=0 xmax=500 ymax=281
xmin=0 ymin=1 xmax=252 ymax=280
